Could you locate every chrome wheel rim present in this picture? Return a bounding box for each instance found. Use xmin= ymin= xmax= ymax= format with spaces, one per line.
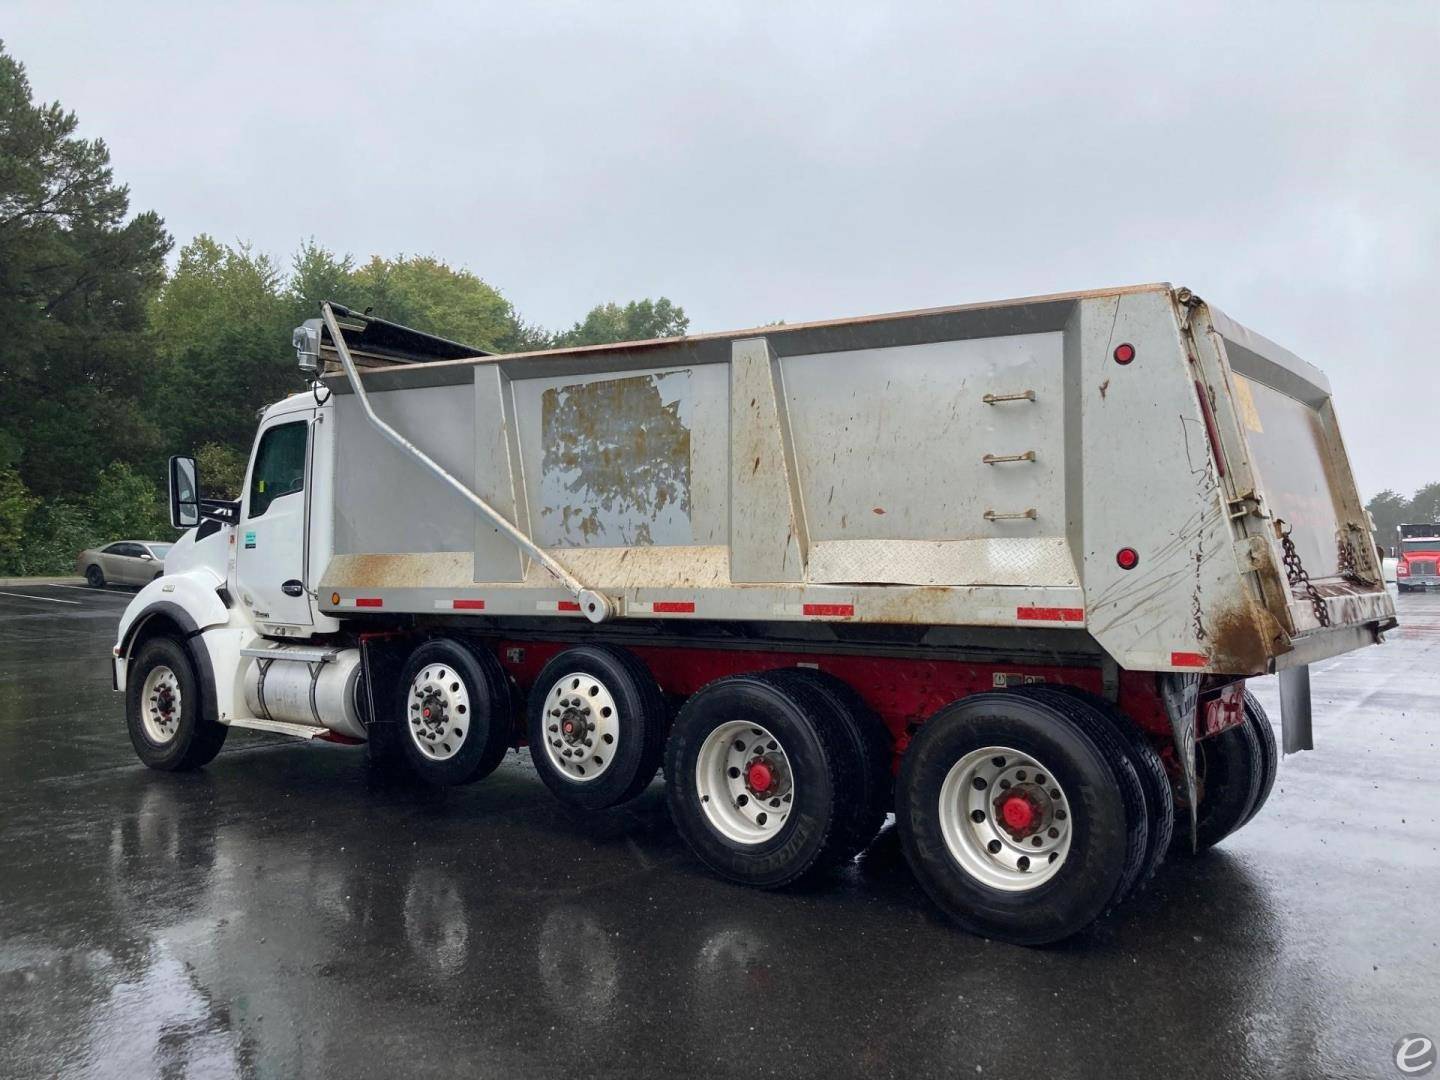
xmin=539 ymin=672 xmax=619 ymax=782
xmin=695 ymin=720 xmax=794 ymax=845
xmin=406 ymin=664 xmax=471 ymax=761
xmin=140 ymin=665 xmax=182 ymax=744
xmin=938 ymin=745 xmax=1072 ymax=891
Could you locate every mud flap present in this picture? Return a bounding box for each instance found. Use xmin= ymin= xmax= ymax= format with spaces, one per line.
xmin=1160 ymin=673 xmax=1201 ymax=851
xmin=1278 ymin=664 xmax=1314 ymax=754
xmin=359 ymin=635 xmax=412 ymax=768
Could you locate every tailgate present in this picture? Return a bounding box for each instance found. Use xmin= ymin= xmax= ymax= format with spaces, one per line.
xmin=1193 ymin=303 xmax=1395 ymax=664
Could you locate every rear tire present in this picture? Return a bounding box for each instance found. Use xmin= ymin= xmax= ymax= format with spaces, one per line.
xmin=1239 ymin=691 xmax=1278 ymax=828
xmin=896 ymin=691 xmax=1139 ymax=945
xmin=126 ymin=637 xmax=228 ymax=770
xmin=86 ymin=565 xmax=105 ymax=588
xmin=527 ymin=645 xmax=668 ymax=811
xmin=397 ymin=639 xmax=513 ymax=786
xmin=763 ymin=668 xmax=892 ymax=860
xmin=665 ymin=672 xmax=863 ymax=888
xmin=1022 ymin=685 xmax=1174 ymax=892
xmin=1180 ymin=719 xmax=1263 ymax=852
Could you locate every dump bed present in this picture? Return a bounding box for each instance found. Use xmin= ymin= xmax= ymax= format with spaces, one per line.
xmin=316 ymin=283 xmax=1394 ymax=676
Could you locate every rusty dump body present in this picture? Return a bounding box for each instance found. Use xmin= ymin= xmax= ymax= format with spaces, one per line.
xmin=314 ymin=283 xmax=1394 ymax=678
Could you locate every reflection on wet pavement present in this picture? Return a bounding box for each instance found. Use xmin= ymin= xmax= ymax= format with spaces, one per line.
xmin=0 ymin=586 xmax=1436 ymax=1078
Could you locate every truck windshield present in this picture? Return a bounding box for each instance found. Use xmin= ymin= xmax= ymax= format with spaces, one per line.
xmin=1402 ymin=538 xmax=1440 ymax=554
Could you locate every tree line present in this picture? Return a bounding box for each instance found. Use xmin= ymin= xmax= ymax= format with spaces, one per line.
xmin=0 ymin=40 xmax=687 ymax=575
xmin=1366 ymin=485 xmax=1440 ymax=554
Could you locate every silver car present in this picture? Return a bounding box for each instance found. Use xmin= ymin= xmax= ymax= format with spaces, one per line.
xmin=75 ymin=540 xmax=173 ymax=588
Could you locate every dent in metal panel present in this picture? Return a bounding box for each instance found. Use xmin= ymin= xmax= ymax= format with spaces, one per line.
xmin=538 ymin=370 xmax=694 ymax=547
xmin=730 ymin=337 xmax=806 ymax=582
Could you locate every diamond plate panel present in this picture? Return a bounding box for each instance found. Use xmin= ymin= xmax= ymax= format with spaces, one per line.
xmin=807 ymin=538 xmax=1079 ymax=587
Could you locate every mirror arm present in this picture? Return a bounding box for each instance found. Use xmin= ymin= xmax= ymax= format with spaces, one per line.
xmin=199 ymin=499 xmax=240 ymax=525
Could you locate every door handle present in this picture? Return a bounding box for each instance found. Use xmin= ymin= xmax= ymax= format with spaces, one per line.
xmin=281 ymin=580 xmax=306 ymax=597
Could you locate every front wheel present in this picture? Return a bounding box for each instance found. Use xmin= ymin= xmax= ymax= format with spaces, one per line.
xmin=126 ymin=637 xmax=228 ymax=770
xmin=85 ymin=565 xmax=105 ymax=588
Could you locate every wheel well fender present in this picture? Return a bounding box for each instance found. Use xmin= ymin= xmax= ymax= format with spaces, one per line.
xmin=119 ymin=601 xmax=221 ymax=725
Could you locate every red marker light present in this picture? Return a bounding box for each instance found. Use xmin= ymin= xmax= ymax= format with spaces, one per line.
xmin=1116 ymin=547 xmax=1140 ymax=570
xmin=1113 ymin=343 xmax=1135 ymax=365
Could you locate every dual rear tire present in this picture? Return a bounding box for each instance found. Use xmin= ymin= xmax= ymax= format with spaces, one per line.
xmin=896 ymin=690 xmax=1161 ymax=945
xmin=1179 ymin=690 xmax=1278 ymax=852
xmin=666 ymin=678 xmax=1166 ymax=944
xmin=663 ymin=670 xmax=892 ymax=888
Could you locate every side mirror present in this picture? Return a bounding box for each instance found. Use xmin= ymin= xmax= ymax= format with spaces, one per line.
xmin=169 ymin=455 xmax=200 ymax=528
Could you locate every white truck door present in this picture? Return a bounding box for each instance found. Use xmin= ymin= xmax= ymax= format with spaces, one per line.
xmin=236 ymin=412 xmax=315 ymax=627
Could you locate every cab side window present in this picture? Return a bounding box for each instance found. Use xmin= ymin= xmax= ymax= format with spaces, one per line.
xmin=248 ymin=421 xmax=309 ymax=519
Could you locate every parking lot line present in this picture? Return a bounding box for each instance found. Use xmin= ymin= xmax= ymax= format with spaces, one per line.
xmin=48 ymin=584 xmax=123 ymax=594
xmin=0 ymin=590 xmax=80 ymax=605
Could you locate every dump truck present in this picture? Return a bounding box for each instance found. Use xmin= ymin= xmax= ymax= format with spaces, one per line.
xmin=1396 ymin=522 xmax=1440 ymax=591
xmin=114 ymin=283 xmax=1395 ymax=944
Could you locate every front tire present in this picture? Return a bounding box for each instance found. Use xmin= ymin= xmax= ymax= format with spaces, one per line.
xmin=126 ymin=637 xmax=227 ymax=770
xmin=397 ymin=639 xmax=514 ymax=786
xmin=896 ymin=692 xmax=1138 ymax=945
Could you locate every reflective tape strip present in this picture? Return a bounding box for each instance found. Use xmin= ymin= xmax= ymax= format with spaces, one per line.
xmin=355 ymin=597 xmax=383 ymax=608
xmin=1015 ymin=606 xmax=1084 ymax=622
xmin=802 ymin=603 xmax=854 ymax=618
xmin=535 ymin=600 xmax=582 ymax=612
xmin=435 ymin=599 xmax=486 ymax=610
xmin=1171 ymin=651 xmax=1208 ymax=667
xmin=629 ymin=600 xmax=696 ymax=614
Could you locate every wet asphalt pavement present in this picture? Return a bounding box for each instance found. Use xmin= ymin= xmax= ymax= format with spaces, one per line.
xmin=0 ymin=584 xmax=1436 ymax=1079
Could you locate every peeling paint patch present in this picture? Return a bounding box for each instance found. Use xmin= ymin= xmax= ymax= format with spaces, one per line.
xmin=540 ymin=371 xmax=693 ymax=547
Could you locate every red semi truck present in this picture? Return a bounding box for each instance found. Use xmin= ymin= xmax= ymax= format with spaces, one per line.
xmin=1396 ymin=523 xmax=1440 ymax=592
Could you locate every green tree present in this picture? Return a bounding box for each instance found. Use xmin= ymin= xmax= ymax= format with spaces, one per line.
xmin=347 ymin=254 xmax=516 ymax=351
xmin=551 ymin=298 xmax=689 ymax=348
xmin=87 ymin=462 xmax=172 ymax=541
xmin=1408 ymin=482 xmax=1440 ymax=526
xmin=286 ymin=238 xmax=356 ymax=325
xmin=195 ymin=442 xmax=248 ymax=501
xmin=0 ymin=39 xmax=171 ymax=500
xmin=0 ymin=468 xmax=38 ymax=575
xmin=1366 ymin=489 xmax=1409 ymax=553
xmin=149 ymin=235 xmax=297 ymax=460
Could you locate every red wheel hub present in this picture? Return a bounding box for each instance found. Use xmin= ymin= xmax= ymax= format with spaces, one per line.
xmin=563 ymin=720 xmax=575 ymax=735
xmin=999 ymin=793 xmax=1037 ymax=832
xmin=746 ymin=761 xmax=774 ymax=793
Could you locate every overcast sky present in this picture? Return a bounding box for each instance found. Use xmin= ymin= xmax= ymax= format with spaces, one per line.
xmin=7 ymin=1 xmax=1437 ymax=498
